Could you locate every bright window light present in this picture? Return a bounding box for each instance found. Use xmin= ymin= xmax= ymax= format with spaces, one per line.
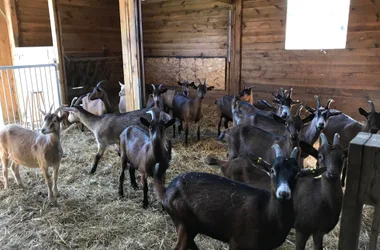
xmin=285 ymin=0 xmax=351 ymax=50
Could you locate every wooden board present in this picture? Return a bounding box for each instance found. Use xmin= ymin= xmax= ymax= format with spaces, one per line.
xmin=240 ymin=0 xmax=380 ymax=120
xmin=144 ymin=57 xmax=226 ymax=90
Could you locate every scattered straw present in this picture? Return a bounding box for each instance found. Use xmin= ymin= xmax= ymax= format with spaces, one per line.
xmin=0 ymin=105 xmax=377 ymax=249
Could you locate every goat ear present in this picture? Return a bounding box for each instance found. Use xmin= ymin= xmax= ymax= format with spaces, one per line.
xmin=329 ymin=110 xmax=342 ymax=117
xmin=191 ymin=84 xmax=198 ymax=89
xmin=273 ymin=115 xmax=286 ymax=125
xmin=305 ymin=105 xmax=316 ymax=113
xmin=207 ymin=86 xmax=215 ymax=91
xmin=299 ymin=140 xmax=319 ymax=159
xmin=160 ymin=88 xmax=168 ymax=94
xmin=165 ymin=118 xmax=176 ymax=128
xmin=302 ymin=114 xmax=315 ymax=124
xmin=119 ymin=81 xmax=124 ymax=87
xmin=359 ymin=107 xmax=369 ymax=117
xmin=140 ymin=117 xmax=150 ymax=128
xmin=177 ymin=81 xmax=182 ymax=86
xmin=297 ymin=167 xmax=327 ymax=178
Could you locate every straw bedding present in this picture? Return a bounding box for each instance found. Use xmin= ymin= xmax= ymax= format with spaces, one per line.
xmin=0 ymin=104 xmax=377 ymax=249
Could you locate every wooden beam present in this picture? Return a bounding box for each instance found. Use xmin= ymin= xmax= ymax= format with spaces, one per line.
xmin=229 ymin=0 xmax=242 ymax=95
xmin=0 ymin=0 xmax=19 ymax=122
xmin=5 ymin=0 xmax=18 ymax=47
xmin=48 ymin=0 xmax=68 ymax=105
xmin=119 ymin=0 xmax=143 ymax=111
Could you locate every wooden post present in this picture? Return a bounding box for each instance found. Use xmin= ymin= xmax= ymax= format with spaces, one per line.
xmin=119 ymin=0 xmax=143 ymax=111
xmin=229 ymin=0 xmax=242 ymax=96
xmin=338 ymin=132 xmax=370 ymax=250
xmin=0 ymin=0 xmax=19 ymax=122
xmin=4 ymin=0 xmax=18 ymax=47
xmin=48 ymin=0 xmax=68 ymax=105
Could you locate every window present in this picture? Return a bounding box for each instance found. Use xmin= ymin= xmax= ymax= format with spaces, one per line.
xmin=285 ymin=0 xmax=351 ymax=50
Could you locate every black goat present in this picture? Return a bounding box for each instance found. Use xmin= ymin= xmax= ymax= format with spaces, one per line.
xmin=154 ymin=145 xmax=318 ymax=250
xmin=119 ymin=110 xmax=175 ymax=208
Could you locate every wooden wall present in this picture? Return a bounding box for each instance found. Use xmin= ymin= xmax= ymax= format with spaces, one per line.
xmin=16 ymin=0 xmax=52 ymax=46
xmin=142 ymin=0 xmax=232 ymax=97
xmin=241 ymin=0 xmax=380 ymax=119
xmin=59 ymin=0 xmax=121 ymax=56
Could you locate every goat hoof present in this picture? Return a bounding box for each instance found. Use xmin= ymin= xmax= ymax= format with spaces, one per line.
xmin=132 ymin=185 xmax=139 ymax=190
xmin=143 ymin=203 xmax=148 ymax=209
xmin=89 ymin=169 xmax=96 ymax=175
xmin=50 ymin=200 xmax=58 ymax=207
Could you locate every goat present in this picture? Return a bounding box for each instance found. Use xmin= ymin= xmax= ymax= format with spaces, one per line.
xmin=215 ymin=88 xmax=274 ymax=136
xmin=239 ymin=86 xmax=276 ymax=111
xmin=154 ymin=145 xmax=320 ymax=250
xmin=63 ymin=105 xmax=169 ymax=174
xmin=0 ymin=106 xmax=64 ymax=205
xmin=118 ymin=81 xmax=126 ymax=113
xmin=172 ymin=79 xmax=214 ymax=145
xmin=88 ymin=80 xmax=112 ymax=112
xmin=323 ymin=100 xmax=380 ymax=149
xmin=272 ymin=88 xmax=301 ymax=118
xmin=294 ymin=133 xmax=347 ymax=250
xmin=209 ymin=133 xmax=346 ymax=250
xmin=300 ymin=96 xmax=342 ymax=147
xmin=146 ymin=84 xmax=168 ymax=110
xmin=119 ymin=110 xmax=174 ymax=208
xmin=231 ymin=96 xmax=275 ymax=126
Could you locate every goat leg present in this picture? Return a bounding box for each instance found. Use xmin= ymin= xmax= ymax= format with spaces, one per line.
xmin=11 ymin=163 xmax=23 ymax=188
xmin=90 ymin=144 xmax=106 ymax=174
xmin=196 ymin=122 xmax=200 ymax=141
xmin=174 ymin=224 xmax=189 ymax=250
xmin=119 ymin=156 xmax=128 ymax=197
xmin=312 ymin=232 xmax=324 ymax=250
xmin=178 ymin=121 xmax=183 ymax=134
xmin=81 ymin=123 xmax=84 ymax=132
xmin=142 ymin=173 xmax=149 ymax=209
xmin=217 ymin=116 xmax=222 ymax=137
xmin=173 ymin=124 xmax=176 ymax=138
xmin=295 ymin=230 xmax=310 ymax=250
xmin=129 ymin=166 xmax=138 ymax=190
xmin=52 ymin=165 xmax=60 ymax=197
xmin=40 ymin=165 xmax=57 ymax=206
xmin=1 ymin=157 xmax=9 ymax=189
xmin=223 ymin=117 xmax=229 ymax=129
xmin=184 ymin=122 xmax=189 ymax=146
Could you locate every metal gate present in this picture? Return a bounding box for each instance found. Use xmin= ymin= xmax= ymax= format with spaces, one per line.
xmin=0 ymin=64 xmax=61 ymax=130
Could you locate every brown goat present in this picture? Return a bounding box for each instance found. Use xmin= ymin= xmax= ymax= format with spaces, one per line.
xmin=154 ymin=146 xmax=320 ymax=249
xmin=0 ymin=106 xmax=64 ymax=205
xmin=172 ymin=79 xmax=214 ymax=145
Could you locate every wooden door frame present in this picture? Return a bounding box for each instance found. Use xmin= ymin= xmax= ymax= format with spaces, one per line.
xmin=228 ymin=0 xmax=242 ymax=96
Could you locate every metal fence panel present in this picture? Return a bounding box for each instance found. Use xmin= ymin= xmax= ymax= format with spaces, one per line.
xmin=0 ymin=64 xmax=61 ymax=130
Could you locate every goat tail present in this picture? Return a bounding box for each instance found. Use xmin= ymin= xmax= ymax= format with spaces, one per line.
xmin=153 ymin=163 xmax=166 ymax=201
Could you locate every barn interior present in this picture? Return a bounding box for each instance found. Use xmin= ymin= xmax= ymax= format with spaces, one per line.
xmin=0 ymin=0 xmax=380 ymax=249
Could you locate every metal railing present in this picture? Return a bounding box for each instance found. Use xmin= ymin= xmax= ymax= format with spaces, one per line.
xmin=0 ymin=64 xmax=61 ymax=130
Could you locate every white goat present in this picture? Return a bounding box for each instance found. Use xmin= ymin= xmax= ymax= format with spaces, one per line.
xmin=0 ymin=106 xmax=63 ymax=205
xmin=119 ymin=82 xmax=126 ymax=113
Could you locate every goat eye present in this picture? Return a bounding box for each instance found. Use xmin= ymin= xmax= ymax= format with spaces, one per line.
xmin=284 ymin=122 xmax=288 ymax=126
xmin=270 ymin=169 xmax=275 ymax=174
xmin=318 ymin=154 xmax=323 ymax=160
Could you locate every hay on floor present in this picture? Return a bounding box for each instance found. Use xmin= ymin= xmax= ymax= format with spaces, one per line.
xmin=0 ymin=105 xmax=377 ymax=249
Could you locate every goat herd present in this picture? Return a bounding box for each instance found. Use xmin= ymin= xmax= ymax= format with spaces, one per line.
xmin=1 ymin=79 xmax=380 ymax=250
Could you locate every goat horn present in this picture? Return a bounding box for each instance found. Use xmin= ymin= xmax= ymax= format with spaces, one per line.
xmin=320 ymin=133 xmax=328 ymax=146
xmin=325 ymin=99 xmax=334 ymax=109
xmin=54 ymin=105 xmax=65 ymax=115
xmin=288 ymin=88 xmax=293 ymax=99
xmin=48 ymin=104 xmax=54 ymax=114
xmin=272 ymin=144 xmax=283 ymax=158
xmin=70 ymin=97 xmax=78 ymax=107
xmin=314 ymin=95 xmax=321 ymax=109
xmin=369 ymin=100 xmax=375 ymax=112
xmin=96 ymin=80 xmax=106 ymax=88
xmin=333 ymin=133 xmax=340 ymax=146
xmin=146 ymin=110 xmax=156 ymax=120
xmin=281 ymin=88 xmax=285 ymax=97
xmin=296 ymin=105 xmax=303 ymax=116
xmin=158 ymin=84 xmax=163 ymax=91
xmin=151 ymin=84 xmax=156 ymax=94
xmin=290 ymin=147 xmax=298 ymax=159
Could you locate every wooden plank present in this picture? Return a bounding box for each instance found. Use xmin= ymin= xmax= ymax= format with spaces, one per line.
xmin=120 ymin=0 xmax=143 ymax=111
xmin=48 ymin=0 xmax=67 ymax=104
xmin=0 ymin=0 xmax=19 ymax=123
xmin=229 ymin=0 xmax=242 ymax=95
xmin=338 ymin=132 xmax=371 ymax=250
